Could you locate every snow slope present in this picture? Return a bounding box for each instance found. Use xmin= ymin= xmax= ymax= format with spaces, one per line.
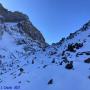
xmin=0 ymin=19 xmax=90 ymax=90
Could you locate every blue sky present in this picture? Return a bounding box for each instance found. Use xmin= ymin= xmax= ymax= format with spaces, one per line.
xmin=0 ymin=0 xmax=90 ymax=44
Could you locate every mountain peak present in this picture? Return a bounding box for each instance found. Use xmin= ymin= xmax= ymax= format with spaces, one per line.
xmin=0 ymin=3 xmax=29 ymax=22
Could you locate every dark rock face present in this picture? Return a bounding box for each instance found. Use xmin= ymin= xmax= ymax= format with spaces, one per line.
xmin=17 ymin=21 xmax=46 ymax=47
xmin=0 ymin=3 xmax=47 ymax=47
xmin=0 ymin=4 xmax=28 ymax=22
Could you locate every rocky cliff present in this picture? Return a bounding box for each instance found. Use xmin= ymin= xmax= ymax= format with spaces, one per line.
xmin=0 ymin=3 xmax=47 ymax=47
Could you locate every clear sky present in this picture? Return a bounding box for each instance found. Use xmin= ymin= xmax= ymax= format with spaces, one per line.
xmin=0 ymin=0 xmax=90 ymax=44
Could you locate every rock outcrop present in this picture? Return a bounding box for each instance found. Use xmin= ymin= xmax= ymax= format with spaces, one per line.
xmin=1 ymin=3 xmax=90 ymax=90
xmin=0 ymin=3 xmax=47 ymax=47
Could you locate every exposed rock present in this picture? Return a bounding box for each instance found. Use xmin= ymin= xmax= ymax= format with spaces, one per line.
xmin=0 ymin=3 xmax=47 ymax=47
xmin=0 ymin=3 xmax=28 ymax=22
xmin=84 ymin=58 xmax=90 ymax=63
xmin=17 ymin=21 xmax=47 ymax=47
xmin=0 ymin=15 xmax=5 ymax=23
xmin=65 ymin=61 xmax=73 ymax=70
xmin=48 ymin=79 xmax=53 ymax=85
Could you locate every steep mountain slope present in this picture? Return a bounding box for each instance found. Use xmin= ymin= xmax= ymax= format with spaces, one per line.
xmin=0 ymin=4 xmax=47 ymax=47
xmin=0 ymin=4 xmax=90 ymax=90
